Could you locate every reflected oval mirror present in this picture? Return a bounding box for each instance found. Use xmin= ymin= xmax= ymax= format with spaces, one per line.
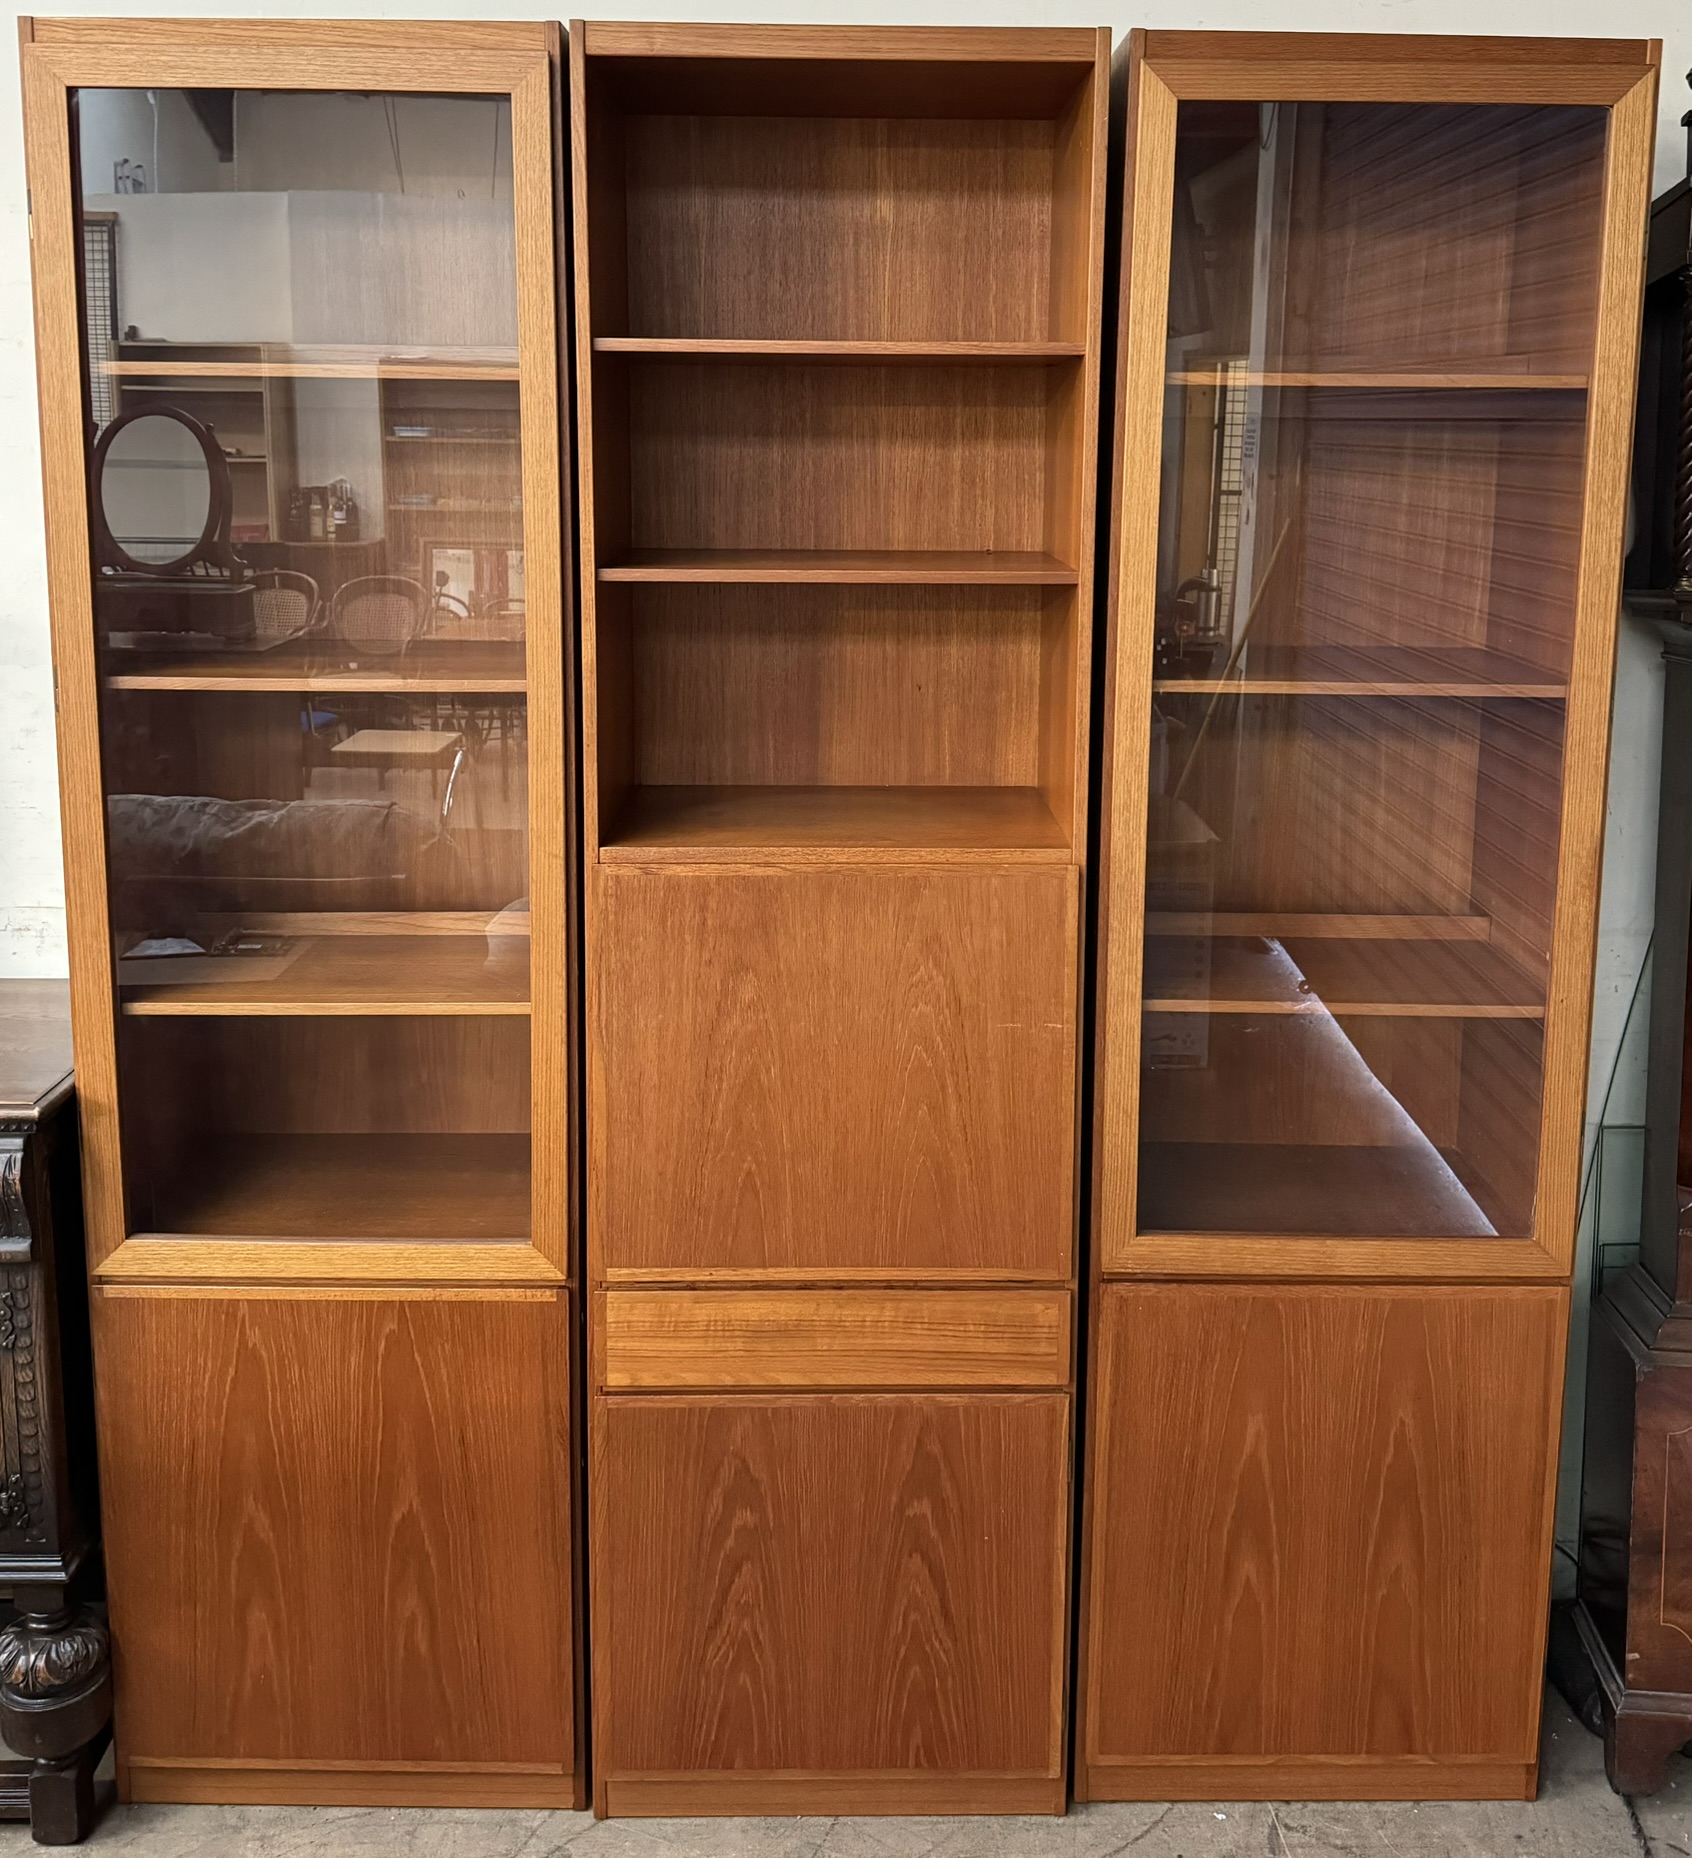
xmin=92 ymin=407 xmax=227 ymax=575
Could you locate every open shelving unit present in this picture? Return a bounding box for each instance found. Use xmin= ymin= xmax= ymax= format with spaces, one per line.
xmin=1079 ymin=29 xmax=1659 ymax=1809
xmin=572 ymin=20 xmax=1107 ymax=1820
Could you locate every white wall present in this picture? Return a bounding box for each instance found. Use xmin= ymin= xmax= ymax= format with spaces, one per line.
xmin=0 ymin=0 xmax=1687 ymax=977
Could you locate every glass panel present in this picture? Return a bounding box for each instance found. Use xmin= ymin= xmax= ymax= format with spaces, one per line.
xmin=1140 ymin=100 xmax=1608 ymax=1241
xmin=73 ymin=87 xmax=530 ymax=1242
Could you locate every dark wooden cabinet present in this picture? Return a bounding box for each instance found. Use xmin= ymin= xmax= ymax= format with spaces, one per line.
xmin=1572 ymin=115 xmax=1692 ymax=1794
xmin=0 ymin=982 xmax=111 ymax=1843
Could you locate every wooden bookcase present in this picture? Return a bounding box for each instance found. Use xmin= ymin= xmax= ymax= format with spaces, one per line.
xmin=19 ymin=18 xmax=582 ymax=1807
xmin=570 ymin=21 xmax=1107 ymax=1817
xmin=1079 ymin=31 xmax=1659 ymax=1802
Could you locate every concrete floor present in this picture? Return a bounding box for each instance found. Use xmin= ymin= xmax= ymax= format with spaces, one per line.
xmin=6 ymin=1692 xmax=1685 ymax=1856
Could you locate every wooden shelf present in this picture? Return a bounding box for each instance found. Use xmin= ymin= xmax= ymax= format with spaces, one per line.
xmin=601 ymin=785 xmax=1070 ymax=863
xmin=1143 ymin=935 xmax=1545 ymax=1019
xmin=104 ymin=346 xmax=519 ymax=382
xmin=1145 ymin=911 xmax=1495 ymax=942
xmin=1166 ymin=368 xmax=1588 ymax=390
xmin=1137 ymin=1141 xmax=1498 ymax=1238
xmin=595 ymin=338 xmax=1085 ymax=362
xmin=103 ymin=640 xmax=528 ymax=693
xmin=140 ymin=1132 xmax=531 ymax=1241
xmin=1152 ymin=645 xmax=1567 ymax=699
xmin=598 ymin=548 xmax=1078 ymax=585
xmin=120 ymin=935 xmax=529 ymax=1017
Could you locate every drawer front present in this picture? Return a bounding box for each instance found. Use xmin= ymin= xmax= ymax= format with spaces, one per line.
xmin=593 ymin=867 xmax=1079 ymax=1278
xmin=597 ymin=1286 xmax=1071 ymax=1390
xmin=596 ymin=1392 xmax=1070 ymax=1779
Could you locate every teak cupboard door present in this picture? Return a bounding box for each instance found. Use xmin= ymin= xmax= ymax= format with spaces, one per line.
xmin=94 ymin=1289 xmax=576 ymax=1805
xmin=1082 ymin=1284 xmax=1566 ymax=1800
xmin=594 ymin=1393 xmax=1070 ymax=1814
xmin=594 ymin=868 xmax=1078 ymax=1279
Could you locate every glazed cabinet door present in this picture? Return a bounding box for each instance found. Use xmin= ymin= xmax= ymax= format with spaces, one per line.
xmin=1095 ymin=36 xmax=1658 ymax=1280
xmin=20 ymin=17 xmax=579 ymax=1806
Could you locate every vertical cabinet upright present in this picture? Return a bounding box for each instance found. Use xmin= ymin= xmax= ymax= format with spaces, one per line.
xmin=571 ymin=22 xmax=1107 ymax=1816
xmin=20 ymin=18 xmax=581 ymax=1806
xmin=1080 ymin=32 xmax=1658 ymax=1801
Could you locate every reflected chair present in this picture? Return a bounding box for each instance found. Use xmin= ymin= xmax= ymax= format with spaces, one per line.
xmin=250 ymin=567 xmax=321 ymax=648
xmin=327 ymin=574 xmax=429 ymax=661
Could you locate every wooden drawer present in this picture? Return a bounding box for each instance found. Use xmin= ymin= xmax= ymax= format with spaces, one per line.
xmin=596 ymin=1286 xmax=1071 ymax=1390
xmin=94 ymin=1288 xmax=576 ymax=1803
xmin=1080 ymin=1283 xmax=1565 ymax=1801
xmin=593 ymin=1392 xmax=1070 ymax=1810
xmin=592 ymin=867 xmax=1079 ymax=1279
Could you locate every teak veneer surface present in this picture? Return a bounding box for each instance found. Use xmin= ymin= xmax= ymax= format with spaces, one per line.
xmin=600 ymin=785 xmax=1070 ymax=862
xmin=96 ymin=1290 xmax=574 ymax=1774
xmin=622 ymin=361 xmax=1066 ymax=555
xmin=1083 ymin=1285 xmax=1564 ymax=1792
xmin=597 ymin=1288 xmax=1072 ymax=1389
xmin=140 ymin=1133 xmax=532 ymax=1242
xmin=594 ymin=1394 xmax=1068 ymax=1781
xmin=120 ymin=936 xmax=530 ymax=1016
xmin=593 ymin=869 xmax=1077 ymax=1278
xmin=599 ymin=548 xmax=1077 ymax=583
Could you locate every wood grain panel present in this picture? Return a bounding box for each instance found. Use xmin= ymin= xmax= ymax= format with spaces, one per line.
xmin=122 ymin=1759 xmax=577 ymax=1808
xmin=628 ymin=585 xmax=1049 ymax=789
xmin=624 ymin=115 xmax=1059 ymax=342
xmin=598 ymin=1288 xmax=1070 ymax=1389
xmin=1082 ymin=1285 xmax=1564 ymax=1790
xmin=592 ymin=869 xmax=1077 ymax=1277
xmin=603 ymin=1771 xmax=1064 ymax=1814
xmin=626 ymin=360 xmax=1062 ymax=553
xmin=595 ymin=1394 xmax=1068 ymax=1780
xmin=95 ymin=1289 xmax=574 ymax=1776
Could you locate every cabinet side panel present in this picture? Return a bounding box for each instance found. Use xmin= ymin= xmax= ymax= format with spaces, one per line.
xmin=96 ymin=1289 xmax=574 ymax=1772
xmin=597 ymin=1393 xmax=1068 ymax=1776
xmin=594 ymin=869 xmax=1077 ymax=1278
xmin=1086 ymin=1284 xmax=1563 ymax=1768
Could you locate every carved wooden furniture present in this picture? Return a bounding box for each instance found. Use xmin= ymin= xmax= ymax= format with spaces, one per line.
xmin=1573 ymin=85 xmax=1692 ymax=1796
xmin=0 ymin=981 xmax=110 ymax=1845
xmin=570 ymin=21 xmax=1107 ymax=1817
xmin=19 ymin=18 xmax=581 ymax=1807
xmin=1079 ymin=32 xmax=1658 ymax=1802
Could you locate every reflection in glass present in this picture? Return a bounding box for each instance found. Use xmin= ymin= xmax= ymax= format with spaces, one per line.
xmin=97 ymin=409 xmax=215 ymax=566
xmin=73 ymin=87 xmax=532 ymax=1241
xmin=1138 ymin=101 xmax=1607 ymax=1241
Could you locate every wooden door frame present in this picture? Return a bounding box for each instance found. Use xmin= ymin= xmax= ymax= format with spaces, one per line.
xmin=1091 ymin=30 xmax=1662 ymax=1284
xmin=18 ymin=17 xmax=576 ymax=1291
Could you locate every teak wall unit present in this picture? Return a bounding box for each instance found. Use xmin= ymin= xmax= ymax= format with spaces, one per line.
xmin=570 ymin=22 xmax=1107 ymax=1817
xmin=20 ymin=18 xmax=582 ymax=1807
xmin=1079 ymin=31 xmax=1659 ymax=1802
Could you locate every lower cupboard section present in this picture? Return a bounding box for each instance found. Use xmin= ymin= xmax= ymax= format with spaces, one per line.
xmin=92 ymin=1287 xmax=580 ymax=1807
xmin=1078 ymin=1282 xmax=1567 ymax=1801
xmin=592 ymin=1393 xmax=1071 ymax=1815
